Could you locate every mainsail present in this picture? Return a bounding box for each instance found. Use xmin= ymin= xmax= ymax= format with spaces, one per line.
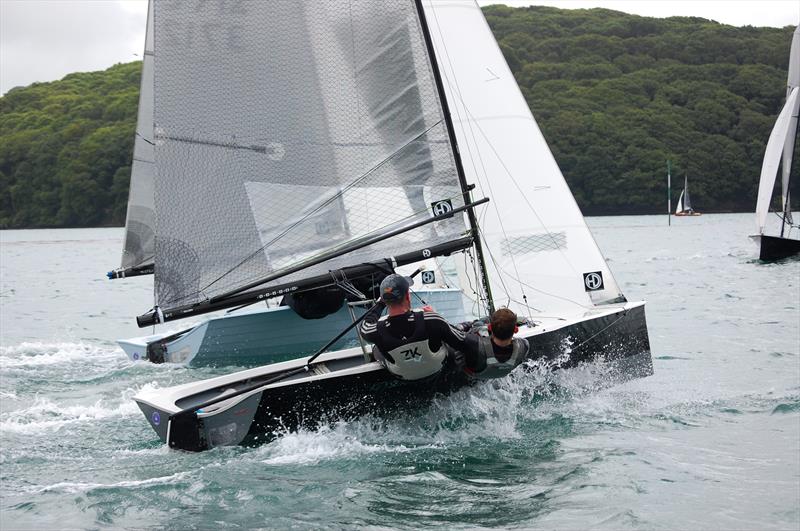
xmin=423 ymin=0 xmax=625 ymax=318
xmin=119 ymin=0 xmax=155 ymax=273
xmin=146 ymin=1 xmax=468 ymax=318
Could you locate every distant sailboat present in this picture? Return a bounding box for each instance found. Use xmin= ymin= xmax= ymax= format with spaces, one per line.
xmin=751 ymin=25 xmax=800 ymax=261
xmin=674 ymin=175 xmax=701 ymax=216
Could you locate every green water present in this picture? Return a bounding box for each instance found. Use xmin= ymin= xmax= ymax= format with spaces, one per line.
xmin=1 ymin=214 xmax=798 ymax=529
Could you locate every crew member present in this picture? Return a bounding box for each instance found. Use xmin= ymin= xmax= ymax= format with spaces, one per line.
xmin=359 ymin=274 xmax=466 ymax=381
xmin=463 ymin=308 xmax=530 ymax=379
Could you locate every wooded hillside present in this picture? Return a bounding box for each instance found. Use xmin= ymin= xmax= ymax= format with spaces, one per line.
xmin=1 ymin=62 xmax=138 ymax=227
xmin=0 ymin=5 xmax=796 ymax=228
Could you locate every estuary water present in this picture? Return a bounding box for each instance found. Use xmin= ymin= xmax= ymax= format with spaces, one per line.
xmin=1 ymin=213 xmax=798 ymax=530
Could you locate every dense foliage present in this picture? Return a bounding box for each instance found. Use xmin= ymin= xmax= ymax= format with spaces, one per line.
xmin=1 ymin=62 xmax=138 ymax=228
xmin=485 ymin=5 xmax=798 ymax=214
xmin=0 ymin=6 xmax=797 ymax=228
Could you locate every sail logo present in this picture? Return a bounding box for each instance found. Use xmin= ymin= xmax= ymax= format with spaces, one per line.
xmin=583 ymin=271 xmax=604 ymax=291
xmin=421 ymin=271 xmax=436 ymax=284
xmin=431 ymin=200 xmax=454 ymax=218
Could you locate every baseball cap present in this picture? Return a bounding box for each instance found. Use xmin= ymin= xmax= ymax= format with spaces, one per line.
xmin=379 ymin=273 xmax=414 ymax=303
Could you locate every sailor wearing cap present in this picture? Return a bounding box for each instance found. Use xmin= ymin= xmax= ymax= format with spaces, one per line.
xmin=359 ymin=274 xmax=466 ymax=381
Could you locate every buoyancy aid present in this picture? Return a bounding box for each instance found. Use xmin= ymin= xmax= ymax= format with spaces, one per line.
xmin=372 ymin=310 xmax=447 ymax=381
xmin=472 ymin=335 xmax=529 ymax=380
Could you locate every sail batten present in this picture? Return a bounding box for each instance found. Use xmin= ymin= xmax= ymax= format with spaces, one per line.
xmin=151 ymin=0 xmax=468 ymax=309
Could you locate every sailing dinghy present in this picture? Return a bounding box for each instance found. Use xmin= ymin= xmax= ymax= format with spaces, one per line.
xmin=752 ymin=25 xmax=800 ymax=261
xmin=109 ymin=0 xmax=469 ymax=366
xmin=674 ymin=176 xmax=701 ymax=216
xmin=133 ymin=0 xmax=652 ymax=451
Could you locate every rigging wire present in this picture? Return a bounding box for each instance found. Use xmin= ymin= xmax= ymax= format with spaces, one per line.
xmin=462 ymin=248 xmax=486 ymax=318
xmin=424 ymin=1 xmax=593 ymax=318
xmin=429 ymin=2 xmax=494 ymax=308
xmin=773 ymin=210 xmax=799 ymax=230
xmin=423 ymin=5 xmax=590 ymax=284
xmin=427 ymin=0 xmax=528 ymax=314
xmin=136 ymin=131 xmax=155 ymax=146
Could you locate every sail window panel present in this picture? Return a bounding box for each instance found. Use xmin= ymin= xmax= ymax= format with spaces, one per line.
xmin=501 ymin=232 xmax=567 ymax=255
xmin=152 ymin=0 xmax=465 ymax=307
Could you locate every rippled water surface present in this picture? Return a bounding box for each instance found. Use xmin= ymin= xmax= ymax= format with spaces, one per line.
xmin=1 ymin=214 xmax=798 ymax=529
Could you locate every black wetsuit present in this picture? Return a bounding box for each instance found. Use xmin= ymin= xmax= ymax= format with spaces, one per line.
xmin=358 ymin=301 xmax=466 ymax=354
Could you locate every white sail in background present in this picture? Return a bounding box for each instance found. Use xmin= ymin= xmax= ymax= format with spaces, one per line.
xmin=120 ymin=0 xmax=154 ymax=270
xmin=424 ymin=0 xmax=625 ymax=318
xmin=681 ymin=176 xmax=693 ymax=212
xmin=675 ymin=190 xmax=684 ymax=215
xmin=756 ymin=86 xmax=800 ymax=233
xmin=780 ymin=25 xmax=799 ymax=224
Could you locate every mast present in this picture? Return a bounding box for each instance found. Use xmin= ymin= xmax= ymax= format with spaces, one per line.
xmin=780 ymin=117 xmax=799 ymax=237
xmin=667 ymin=160 xmax=671 ymax=226
xmin=414 ymin=0 xmax=494 ymax=315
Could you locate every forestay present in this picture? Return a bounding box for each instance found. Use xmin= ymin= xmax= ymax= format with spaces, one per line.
xmin=120 ymin=0 xmax=155 ymax=271
xmin=152 ymin=0 xmax=466 ymax=308
xmin=423 ymin=0 xmax=624 ymax=319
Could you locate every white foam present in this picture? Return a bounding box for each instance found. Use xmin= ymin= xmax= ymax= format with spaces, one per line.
xmin=251 ymin=351 xmax=595 ymax=466
xmin=0 ymin=393 xmax=141 ymax=434
xmin=258 ymin=424 xmax=426 ymax=466
xmin=0 ymin=342 xmax=120 ymax=369
xmin=31 ymin=471 xmax=190 ymax=494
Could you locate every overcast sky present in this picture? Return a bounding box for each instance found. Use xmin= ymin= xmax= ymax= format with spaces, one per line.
xmin=1 ymin=0 xmax=799 ymax=96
